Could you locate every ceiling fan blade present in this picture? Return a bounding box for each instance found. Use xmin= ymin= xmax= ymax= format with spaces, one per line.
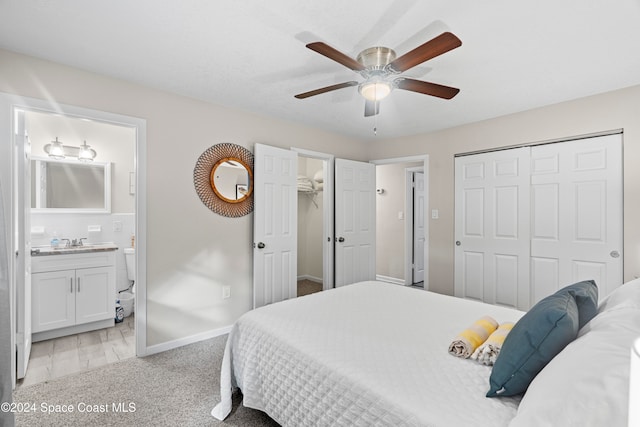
xmin=364 ymin=100 xmax=380 ymax=117
xmin=306 ymin=42 xmax=366 ymax=72
xmin=397 ymin=78 xmax=460 ymax=99
xmin=388 ymin=32 xmax=461 ymax=73
xmin=294 ymin=81 xmax=359 ymax=99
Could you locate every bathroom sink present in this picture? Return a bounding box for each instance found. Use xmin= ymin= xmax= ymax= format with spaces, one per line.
xmin=31 ymin=243 xmax=118 ymax=256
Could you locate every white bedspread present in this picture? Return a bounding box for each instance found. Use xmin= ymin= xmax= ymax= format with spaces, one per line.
xmin=212 ymin=281 xmax=525 ymax=426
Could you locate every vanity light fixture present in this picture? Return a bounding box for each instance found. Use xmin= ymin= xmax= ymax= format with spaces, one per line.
xmin=77 ymin=140 xmax=96 ymax=162
xmin=44 ymin=137 xmax=97 ymax=162
xmin=46 ymin=137 xmax=66 ymax=160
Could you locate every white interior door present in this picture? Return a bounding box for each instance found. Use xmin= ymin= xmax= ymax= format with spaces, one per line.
xmin=530 ymin=134 xmax=623 ymax=302
xmin=253 ymin=143 xmax=297 ymax=308
xmin=412 ymin=172 xmax=426 ymax=284
xmin=335 ymin=159 xmax=376 ymax=287
xmin=15 ymin=109 xmax=32 ymax=379
xmin=454 ymin=147 xmax=531 ymax=309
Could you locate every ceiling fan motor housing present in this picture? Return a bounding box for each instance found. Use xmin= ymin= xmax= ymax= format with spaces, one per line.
xmin=356 ymin=47 xmax=397 ymax=70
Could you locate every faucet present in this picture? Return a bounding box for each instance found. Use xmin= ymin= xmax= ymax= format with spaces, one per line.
xmin=60 ymin=238 xmax=71 ymax=248
xmin=70 ymin=238 xmax=88 ymax=247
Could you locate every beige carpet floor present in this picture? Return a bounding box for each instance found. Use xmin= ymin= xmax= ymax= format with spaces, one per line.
xmin=12 ymin=334 xmax=279 ymax=426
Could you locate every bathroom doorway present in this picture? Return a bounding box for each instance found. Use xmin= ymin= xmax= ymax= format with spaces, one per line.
xmin=371 ymin=155 xmax=429 ymax=289
xmin=5 ymin=95 xmax=146 ymax=388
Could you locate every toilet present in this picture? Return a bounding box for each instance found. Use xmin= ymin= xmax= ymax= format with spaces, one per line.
xmin=121 ymin=248 xmax=136 ymax=317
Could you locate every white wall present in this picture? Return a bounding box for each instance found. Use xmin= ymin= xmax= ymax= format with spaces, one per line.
xmin=367 ymin=84 xmax=640 ymax=296
xmin=3 ymin=46 xmax=638 ymax=348
xmin=0 ymin=48 xmax=367 ymax=347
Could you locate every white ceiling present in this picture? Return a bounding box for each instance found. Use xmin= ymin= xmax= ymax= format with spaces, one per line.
xmin=1 ymin=0 xmax=640 ymax=141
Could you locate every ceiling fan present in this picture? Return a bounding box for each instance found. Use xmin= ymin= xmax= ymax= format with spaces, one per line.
xmin=294 ymin=32 xmax=462 ymax=117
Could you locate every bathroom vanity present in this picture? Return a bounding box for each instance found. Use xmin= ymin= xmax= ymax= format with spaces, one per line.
xmin=30 ymin=243 xmax=118 ymax=342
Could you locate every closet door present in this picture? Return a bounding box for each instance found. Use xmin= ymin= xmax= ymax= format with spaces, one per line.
xmin=530 ymin=134 xmax=623 ymax=302
xmin=335 ymin=159 xmax=376 ymax=287
xmin=454 ymin=148 xmax=531 ymax=310
xmin=253 ymin=143 xmax=298 ymax=308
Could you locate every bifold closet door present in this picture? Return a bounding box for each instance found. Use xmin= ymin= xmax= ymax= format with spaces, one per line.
xmin=454 ymin=147 xmax=531 ymax=310
xmin=530 ymin=134 xmax=623 ymax=303
xmin=455 ymin=134 xmax=623 ymax=310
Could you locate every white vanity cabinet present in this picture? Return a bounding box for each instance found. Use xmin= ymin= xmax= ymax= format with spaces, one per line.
xmin=31 ymin=249 xmax=116 ymax=341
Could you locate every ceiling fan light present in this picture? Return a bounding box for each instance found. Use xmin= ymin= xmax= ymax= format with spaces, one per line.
xmin=359 ymin=81 xmax=392 ymax=101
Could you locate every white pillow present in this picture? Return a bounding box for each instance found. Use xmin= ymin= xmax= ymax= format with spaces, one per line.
xmin=597 ymin=278 xmax=640 ymax=313
xmin=509 ymin=306 xmax=640 ymax=427
xmin=313 ymin=169 xmax=323 ymax=183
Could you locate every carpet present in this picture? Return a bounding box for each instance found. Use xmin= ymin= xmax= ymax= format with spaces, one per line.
xmin=13 ymin=335 xmax=279 ymax=426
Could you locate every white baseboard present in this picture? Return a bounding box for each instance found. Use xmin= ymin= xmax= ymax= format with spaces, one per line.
xmin=144 ymin=324 xmax=233 ymax=356
xmin=297 ymin=274 xmax=323 ymax=283
xmin=376 ymin=274 xmax=405 ymax=286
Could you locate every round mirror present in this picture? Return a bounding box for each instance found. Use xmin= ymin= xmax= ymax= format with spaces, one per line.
xmin=210 ymin=157 xmax=253 ymax=203
xmin=194 ymin=143 xmax=254 ymax=217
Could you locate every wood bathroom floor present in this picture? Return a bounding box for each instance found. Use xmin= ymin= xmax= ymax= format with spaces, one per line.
xmin=17 ymin=315 xmax=135 ymax=388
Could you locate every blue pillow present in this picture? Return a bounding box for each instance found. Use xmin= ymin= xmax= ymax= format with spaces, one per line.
xmin=561 ymin=280 xmax=598 ymax=329
xmin=486 ymin=290 xmax=579 ymax=397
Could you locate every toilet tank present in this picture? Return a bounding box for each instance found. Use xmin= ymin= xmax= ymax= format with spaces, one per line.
xmin=124 ymin=248 xmax=135 ymax=281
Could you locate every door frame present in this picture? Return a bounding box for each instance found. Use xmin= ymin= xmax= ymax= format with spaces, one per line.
xmin=405 ymin=167 xmax=425 ymax=286
xmin=291 ymin=148 xmax=334 ymax=291
xmin=1 ymin=93 xmax=148 ymax=388
xmin=370 ymin=155 xmax=430 ymax=290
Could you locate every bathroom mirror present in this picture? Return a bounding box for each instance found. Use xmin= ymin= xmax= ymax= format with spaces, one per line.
xmin=31 ymin=156 xmax=112 ymax=213
xmin=210 ymin=158 xmax=253 ymax=204
xmin=194 ymin=143 xmax=254 ymax=217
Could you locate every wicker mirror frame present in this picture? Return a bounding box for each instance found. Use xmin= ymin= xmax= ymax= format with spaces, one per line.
xmin=194 ymin=143 xmax=254 ymax=217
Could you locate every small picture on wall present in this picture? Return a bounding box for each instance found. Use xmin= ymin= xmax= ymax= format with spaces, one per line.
xmin=236 ymin=184 xmax=249 ymax=200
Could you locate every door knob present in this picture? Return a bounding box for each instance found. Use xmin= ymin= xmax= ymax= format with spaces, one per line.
xmin=455 ymin=241 xmax=461 ymax=246
xmin=337 ymin=237 xmax=345 ymax=243
xmin=610 ymin=250 xmax=620 ymax=258
xmin=257 ymin=242 xmax=266 ymax=249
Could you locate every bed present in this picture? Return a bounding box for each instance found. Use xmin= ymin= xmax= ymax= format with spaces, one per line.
xmin=212 ymin=280 xmax=640 ymax=426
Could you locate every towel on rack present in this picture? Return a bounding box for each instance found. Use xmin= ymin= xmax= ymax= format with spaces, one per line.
xmin=448 ymin=315 xmax=499 ymax=358
xmin=470 ymin=322 xmax=514 ymax=365
xmin=314 ymin=169 xmax=324 ymax=183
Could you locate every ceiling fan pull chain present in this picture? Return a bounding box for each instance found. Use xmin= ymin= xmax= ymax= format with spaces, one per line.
xmin=374 ymin=107 xmax=378 ymax=136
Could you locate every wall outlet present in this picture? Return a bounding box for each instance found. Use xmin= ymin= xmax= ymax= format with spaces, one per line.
xmin=222 ymin=286 xmax=231 ymax=299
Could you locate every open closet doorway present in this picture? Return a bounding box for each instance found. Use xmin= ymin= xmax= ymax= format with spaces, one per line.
xmin=371 ymin=156 xmax=429 ymax=289
xmin=293 ymin=149 xmax=334 ymax=296
xmin=406 ymin=167 xmax=426 ymax=287
xmin=3 ymin=94 xmax=147 ymax=389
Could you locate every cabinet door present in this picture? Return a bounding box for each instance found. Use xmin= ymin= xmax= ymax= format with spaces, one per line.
xmin=32 ymin=270 xmax=75 ymax=332
xmin=75 ymin=266 xmax=115 ymax=324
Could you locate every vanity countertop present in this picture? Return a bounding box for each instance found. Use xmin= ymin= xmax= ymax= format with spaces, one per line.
xmin=31 ymin=243 xmax=118 ymax=256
